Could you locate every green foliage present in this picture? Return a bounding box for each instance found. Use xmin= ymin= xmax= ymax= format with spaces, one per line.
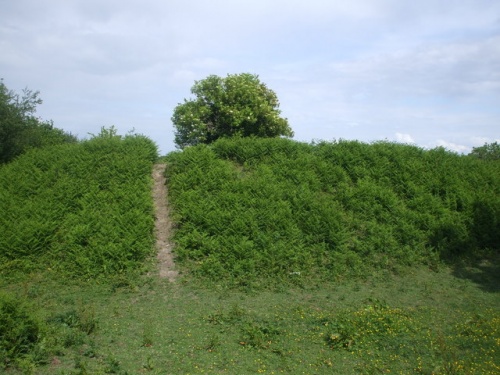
xmin=48 ymin=305 xmax=98 ymax=336
xmin=0 ymin=131 xmax=158 ymax=280
xmin=0 ymin=290 xmax=101 ymax=371
xmin=0 ymin=79 xmax=77 ymax=164
xmin=0 ymin=292 xmax=45 ymax=369
xmin=469 ymin=141 xmax=500 ymax=160
xmin=165 ymin=137 xmax=500 ymax=286
xmin=172 ymin=73 xmax=293 ymax=148
xmin=324 ymin=299 xmax=414 ymax=350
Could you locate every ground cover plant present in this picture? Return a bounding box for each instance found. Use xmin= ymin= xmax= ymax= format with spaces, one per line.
xmin=1 ymin=267 xmax=498 ymax=374
xmin=0 ymin=128 xmax=158 ymax=280
xmin=165 ymin=137 xmax=500 ymax=287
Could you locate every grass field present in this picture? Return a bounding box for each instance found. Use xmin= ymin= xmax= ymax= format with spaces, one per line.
xmin=1 ymin=261 xmax=498 ymax=374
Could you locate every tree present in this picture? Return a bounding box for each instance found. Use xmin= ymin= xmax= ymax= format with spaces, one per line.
xmin=172 ymin=73 xmax=293 ymax=148
xmin=469 ymin=142 xmax=500 ymax=160
xmin=0 ymin=79 xmax=76 ymax=163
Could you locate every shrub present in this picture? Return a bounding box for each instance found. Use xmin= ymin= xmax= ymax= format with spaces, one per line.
xmin=0 ymin=292 xmax=46 ymax=368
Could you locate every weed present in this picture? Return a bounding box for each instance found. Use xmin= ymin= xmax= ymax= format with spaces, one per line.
xmin=142 ymin=354 xmax=154 ymax=371
xmin=0 ymin=292 xmax=46 ymax=369
xmin=62 ymin=328 xmax=86 ymax=348
xmin=1 ymin=134 xmax=499 ymax=374
xmin=47 ymin=304 xmax=98 ymax=335
xmin=81 ymin=341 xmax=97 ymax=358
xmin=73 ymin=356 xmax=89 ymax=375
xmin=0 ymin=268 xmax=498 ymax=374
xmin=204 ymin=334 xmax=221 ymax=352
xmin=142 ymin=322 xmax=154 ymax=347
xmin=104 ymin=356 xmax=122 ymax=373
xmin=240 ymin=321 xmax=281 ymax=349
xmin=14 ymin=357 xmax=36 ymax=375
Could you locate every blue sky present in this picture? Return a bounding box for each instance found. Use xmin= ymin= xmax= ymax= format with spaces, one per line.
xmin=1 ymin=0 xmax=499 ymax=154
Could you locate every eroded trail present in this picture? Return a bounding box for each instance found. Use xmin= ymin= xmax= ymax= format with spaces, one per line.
xmin=152 ymin=163 xmax=178 ymax=282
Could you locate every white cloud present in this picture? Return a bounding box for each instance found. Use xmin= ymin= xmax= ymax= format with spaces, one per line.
xmin=327 ymin=35 xmax=500 ymax=100
xmin=395 ymin=133 xmax=415 ymax=143
xmin=434 ymin=140 xmax=470 ymax=153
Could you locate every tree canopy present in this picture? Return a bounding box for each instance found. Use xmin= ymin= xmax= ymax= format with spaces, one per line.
xmin=469 ymin=142 xmax=500 ymax=160
xmin=0 ymin=79 xmax=77 ymax=164
xmin=172 ymin=73 xmax=293 ymax=149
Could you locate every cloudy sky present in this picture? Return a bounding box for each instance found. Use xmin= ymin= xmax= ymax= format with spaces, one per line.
xmin=1 ymin=0 xmax=499 ymax=154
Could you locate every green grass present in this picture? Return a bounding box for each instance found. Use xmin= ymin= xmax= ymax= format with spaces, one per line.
xmin=1 ymin=264 xmax=498 ymax=374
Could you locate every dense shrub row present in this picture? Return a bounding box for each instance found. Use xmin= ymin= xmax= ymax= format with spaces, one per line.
xmin=165 ymin=137 xmax=500 ymax=285
xmin=0 ymin=133 xmax=158 ymax=280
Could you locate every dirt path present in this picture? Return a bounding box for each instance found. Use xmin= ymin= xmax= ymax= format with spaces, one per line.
xmin=152 ymin=163 xmax=178 ymax=282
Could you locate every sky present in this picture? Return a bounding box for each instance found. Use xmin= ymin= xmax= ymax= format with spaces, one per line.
xmin=1 ymin=0 xmax=499 ymax=154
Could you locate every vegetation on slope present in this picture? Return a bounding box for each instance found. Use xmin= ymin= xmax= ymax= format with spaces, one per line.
xmin=0 ymin=133 xmax=498 ymax=373
xmin=0 ymin=129 xmax=158 ymax=280
xmin=165 ymin=137 xmax=500 ymax=287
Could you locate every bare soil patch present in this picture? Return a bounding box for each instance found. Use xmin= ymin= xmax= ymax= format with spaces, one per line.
xmin=152 ymin=163 xmax=178 ymax=281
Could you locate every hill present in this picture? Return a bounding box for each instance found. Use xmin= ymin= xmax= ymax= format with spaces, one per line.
xmin=0 ymin=135 xmax=498 ymax=373
xmin=165 ymin=137 xmax=500 ymax=287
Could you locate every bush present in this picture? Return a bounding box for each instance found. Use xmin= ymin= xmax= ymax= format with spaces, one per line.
xmin=0 ymin=292 xmax=46 ymax=368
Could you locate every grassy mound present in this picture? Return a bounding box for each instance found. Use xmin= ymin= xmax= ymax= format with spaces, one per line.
xmin=0 ymin=133 xmax=158 ymax=280
xmin=165 ymin=137 xmax=500 ymax=286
